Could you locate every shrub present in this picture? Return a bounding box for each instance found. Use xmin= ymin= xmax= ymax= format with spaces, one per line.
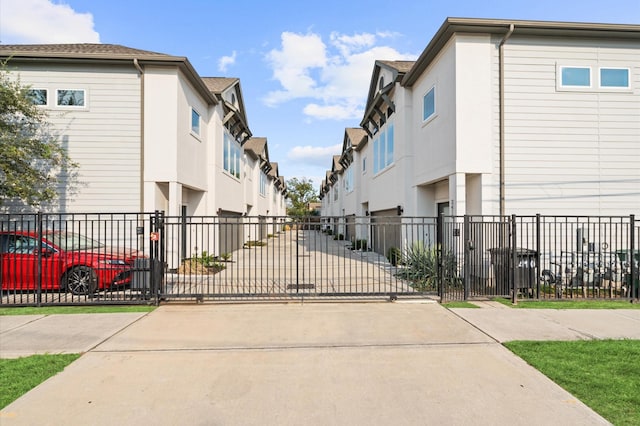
xmin=387 ymin=247 xmax=402 ymax=266
xmin=395 ymin=242 xmax=460 ymax=291
xmin=245 ymin=240 xmax=266 ymax=247
xmin=353 ymin=239 xmax=368 ymax=251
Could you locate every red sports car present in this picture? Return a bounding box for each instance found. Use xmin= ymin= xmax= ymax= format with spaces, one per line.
xmin=0 ymin=231 xmax=143 ymax=295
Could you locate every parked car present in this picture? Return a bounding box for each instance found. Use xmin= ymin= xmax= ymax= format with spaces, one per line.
xmin=0 ymin=231 xmax=143 ymax=295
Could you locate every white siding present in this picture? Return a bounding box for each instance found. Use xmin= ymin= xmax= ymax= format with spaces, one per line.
xmin=500 ymin=37 xmax=640 ymax=215
xmin=11 ymin=64 xmax=142 ymax=212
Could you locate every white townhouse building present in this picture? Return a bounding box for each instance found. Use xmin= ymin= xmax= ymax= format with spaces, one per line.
xmin=323 ymin=18 xmax=640 ymax=221
xmin=0 ymin=44 xmax=287 ymax=220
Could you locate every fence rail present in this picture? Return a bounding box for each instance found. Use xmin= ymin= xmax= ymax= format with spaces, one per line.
xmin=1 ymin=212 xmax=637 ymax=305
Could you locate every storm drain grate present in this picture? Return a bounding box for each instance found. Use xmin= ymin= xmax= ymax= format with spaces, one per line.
xmin=286 ymin=283 xmax=316 ymax=290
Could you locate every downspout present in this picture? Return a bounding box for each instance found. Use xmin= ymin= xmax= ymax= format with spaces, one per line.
xmin=499 ymin=24 xmax=514 ymax=216
xmin=134 ymin=58 xmax=145 ymax=212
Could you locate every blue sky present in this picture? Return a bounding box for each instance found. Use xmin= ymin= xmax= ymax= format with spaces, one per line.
xmin=1 ymin=0 xmax=639 ymax=189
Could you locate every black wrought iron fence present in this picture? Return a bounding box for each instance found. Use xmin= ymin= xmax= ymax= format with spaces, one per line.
xmin=1 ymin=212 xmax=637 ymax=305
xmin=0 ymin=212 xmax=161 ymax=306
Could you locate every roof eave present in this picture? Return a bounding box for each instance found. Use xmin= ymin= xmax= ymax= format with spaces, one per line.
xmin=402 ymin=17 xmax=640 ymax=87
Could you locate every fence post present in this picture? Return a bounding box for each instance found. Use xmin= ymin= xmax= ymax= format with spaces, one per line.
xmin=36 ymin=211 xmax=43 ymax=307
xmin=511 ymin=214 xmax=517 ymax=305
xmin=631 ymin=214 xmax=636 ymax=301
xmin=536 ymin=214 xmax=541 ymax=300
xmin=437 ymin=213 xmax=444 ymax=301
xmin=463 ymin=215 xmax=470 ymax=301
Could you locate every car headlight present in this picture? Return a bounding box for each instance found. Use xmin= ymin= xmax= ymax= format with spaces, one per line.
xmin=100 ymin=259 xmax=128 ymax=266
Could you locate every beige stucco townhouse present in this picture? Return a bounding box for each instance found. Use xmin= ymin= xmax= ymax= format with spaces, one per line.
xmin=0 ymin=44 xmax=287 ymax=221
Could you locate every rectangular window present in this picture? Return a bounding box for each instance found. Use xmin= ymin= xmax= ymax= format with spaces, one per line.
xmin=423 ymin=86 xmax=435 ymax=121
xmin=372 ymin=123 xmax=395 ymax=175
xmin=56 ymin=89 xmax=85 ymax=107
xmin=345 ymin=168 xmax=354 ymax=193
xmin=260 ymin=173 xmax=267 ymax=196
xmin=372 ymin=139 xmax=379 ymax=174
xmin=223 ymin=132 xmax=241 ymax=179
xmin=362 ymin=157 xmax=366 ymax=173
xmin=191 ymin=108 xmax=200 ymax=135
xmin=378 ymin=132 xmax=385 ymax=173
xmin=560 ymin=67 xmax=591 ymax=87
xmin=27 ymin=89 xmax=47 ymax=106
xmin=600 ymin=68 xmax=629 ymax=88
xmin=386 ymin=124 xmax=394 ymax=167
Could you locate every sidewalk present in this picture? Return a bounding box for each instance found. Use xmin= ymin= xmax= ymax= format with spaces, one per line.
xmin=2 ymin=302 xmax=635 ymax=425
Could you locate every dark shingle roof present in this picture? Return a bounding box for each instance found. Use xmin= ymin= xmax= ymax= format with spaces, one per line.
xmin=201 ymin=77 xmax=239 ymax=94
xmin=0 ymin=43 xmax=218 ymax=106
xmin=243 ymin=137 xmax=268 ymax=159
xmin=0 ymin=44 xmax=180 ymax=60
xmin=345 ymin=128 xmax=367 ymax=149
xmin=377 ymin=60 xmax=416 ymax=73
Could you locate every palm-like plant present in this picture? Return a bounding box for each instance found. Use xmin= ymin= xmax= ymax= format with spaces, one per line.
xmin=396 ymin=242 xmax=460 ymax=291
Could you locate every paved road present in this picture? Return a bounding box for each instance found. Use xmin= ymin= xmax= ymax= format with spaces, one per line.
xmin=2 ymin=301 xmax=638 ymax=425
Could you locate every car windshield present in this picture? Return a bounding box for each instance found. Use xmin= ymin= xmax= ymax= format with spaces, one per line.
xmin=44 ymin=232 xmax=105 ymax=251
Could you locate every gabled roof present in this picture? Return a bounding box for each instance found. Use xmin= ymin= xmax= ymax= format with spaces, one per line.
xmin=243 ymin=137 xmax=269 ymax=161
xmin=403 ymin=17 xmax=640 ymax=86
xmin=332 ymin=155 xmax=343 ymax=174
xmin=360 ymin=60 xmax=415 ymax=132
xmin=0 ymin=43 xmax=175 ymax=59
xmin=201 ymin=77 xmax=239 ymax=94
xmin=0 ymin=43 xmax=218 ymax=106
xmin=377 ymin=60 xmax=415 ymax=74
xmin=345 ymin=128 xmax=368 ymax=152
xmin=201 ymin=77 xmax=251 ymax=143
xmin=268 ymin=162 xmax=279 ymax=179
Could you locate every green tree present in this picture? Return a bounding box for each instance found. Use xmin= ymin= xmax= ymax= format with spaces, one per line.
xmin=286 ymin=177 xmax=319 ymax=217
xmin=0 ymin=63 xmax=77 ymax=207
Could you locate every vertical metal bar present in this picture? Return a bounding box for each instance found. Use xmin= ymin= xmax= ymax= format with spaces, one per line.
xmin=296 ymin=222 xmax=299 ymax=293
xmin=536 ymin=214 xmax=541 ymax=299
xmin=511 ymin=214 xmax=517 ymax=304
xmin=437 ymin=213 xmax=444 ymax=301
xmin=36 ymin=211 xmax=43 ymax=307
xmin=630 ymin=214 xmax=636 ymax=301
xmin=463 ymin=215 xmax=470 ymax=301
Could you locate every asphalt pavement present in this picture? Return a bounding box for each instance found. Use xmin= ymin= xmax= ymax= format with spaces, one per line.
xmin=1 ymin=300 xmax=638 ymax=425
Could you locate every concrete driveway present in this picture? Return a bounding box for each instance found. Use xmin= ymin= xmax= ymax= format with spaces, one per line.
xmin=0 ymin=302 xmax=616 ymax=425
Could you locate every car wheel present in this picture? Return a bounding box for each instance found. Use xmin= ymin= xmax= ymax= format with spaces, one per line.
xmin=63 ymin=266 xmax=98 ymax=295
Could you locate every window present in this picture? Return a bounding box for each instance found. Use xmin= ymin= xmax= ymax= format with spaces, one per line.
xmin=386 ymin=124 xmax=394 ymax=165
xmin=27 ymin=89 xmax=47 ymax=106
xmin=423 ymin=86 xmax=435 ymax=121
xmin=373 ymin=123 xmax=394 ymax=175
xmin=191 ymin=108 xmax=200 ymax=136
xmin=600 ymin=68 xmax=629 ymax=88
xmin=344 ymin=168 xmax=354 ymax=193
xmin=560 ymin=67 xmax=591 ymax=87
xmin=260 ymin=173 xmax=267 ymax=196
xmin=362 ymin=157 xmax=366 ymax=173
xmin=56 ymin=89 xmax=85 ymax=107
xmin=223 ymin=132 xmax=241 ymax=179
xmin=334 ymin=185 xmax=338 ymax=201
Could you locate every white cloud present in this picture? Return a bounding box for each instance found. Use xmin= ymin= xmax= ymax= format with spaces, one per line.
xmin=263 ymin=30 xmax=416 ymax=121
xmin=288 ymin=143 xmax=342 ymax=167
xmin=218 ymin=51 xmax=237 ymax=73
xmin=303 ymin=103 xmax=362 ymax=121
xmin=0 ymin=0 xmax=100 ymax=43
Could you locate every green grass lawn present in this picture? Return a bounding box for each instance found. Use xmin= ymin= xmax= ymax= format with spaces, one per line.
xmin=0 ymin=354 xmax=80 ymax=409
xmin=492 ymin=298 xmax=640 ymax=309
xmin=441 ymin=301 xmax=480 ymax=308
xmin=505 ymin=339 xmax=640 ymax=426
xmin=0 ymin=305 xmax=156 ymax=316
